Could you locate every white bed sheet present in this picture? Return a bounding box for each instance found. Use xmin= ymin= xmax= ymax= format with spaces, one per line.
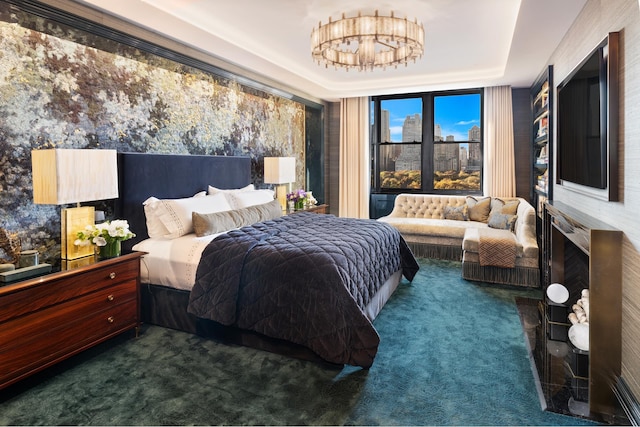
xmin=133 ymin=233 xmax=223 ymax=290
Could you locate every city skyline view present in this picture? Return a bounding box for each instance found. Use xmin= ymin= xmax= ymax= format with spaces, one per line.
xmin=382 ymin=94 xmax=481 ymax=141
xmin=376 ymin=93 xmax=482 ymax=191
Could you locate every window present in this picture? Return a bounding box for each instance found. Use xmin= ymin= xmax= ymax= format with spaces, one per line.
xmin=433 ymin=93 xmax=483 ymax=191
xmin=376 ymin=97 xmax=422 ymax=190
xmin=371 ymin=89 xmax=483 ymax=194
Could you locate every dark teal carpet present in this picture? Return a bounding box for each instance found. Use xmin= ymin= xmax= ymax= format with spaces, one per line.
xmin=0 ymin=258 xmax=597 ymax=425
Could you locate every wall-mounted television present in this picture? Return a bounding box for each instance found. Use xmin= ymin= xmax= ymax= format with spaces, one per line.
xmin=556 ymin=32 xmax=619 ymax=201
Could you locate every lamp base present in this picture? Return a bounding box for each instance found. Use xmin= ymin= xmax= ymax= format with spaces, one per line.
xmin=275 ymin=184 xmax=288 ymax=211
xmin=61 ymin=206 xmax=95 ymax=260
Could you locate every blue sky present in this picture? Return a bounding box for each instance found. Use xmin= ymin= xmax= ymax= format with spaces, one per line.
xmin=382 ymin=93 xmax=481 ymax=141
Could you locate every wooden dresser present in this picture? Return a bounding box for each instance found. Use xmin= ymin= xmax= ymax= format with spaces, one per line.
xmin=0 ymin=252 xmax=143 ymax=389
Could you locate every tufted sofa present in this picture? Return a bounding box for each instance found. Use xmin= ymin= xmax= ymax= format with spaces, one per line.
xmin=378 ymin=194 xmax=540 ymax=287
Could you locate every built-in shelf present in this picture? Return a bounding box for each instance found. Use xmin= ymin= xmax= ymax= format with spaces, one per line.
xmin=531 ymin=66 xmax=553 ymax=225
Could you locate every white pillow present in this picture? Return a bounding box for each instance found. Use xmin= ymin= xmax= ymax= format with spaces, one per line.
xmin=143 ymin=193 xmax=232 ymax=239
xmin=143 ymin=191 xmax=206 ymax=238
xmin=208 ymin=184 xmax=254 ymax=195
xmin=143 ymin=197 xmax=169 ymax=239
xmin=225 ymin=189 xmax=275 ymax=209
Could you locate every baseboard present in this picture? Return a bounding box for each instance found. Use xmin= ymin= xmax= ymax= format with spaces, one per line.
xmin=614 ymin=376 xmax=640 ymax=426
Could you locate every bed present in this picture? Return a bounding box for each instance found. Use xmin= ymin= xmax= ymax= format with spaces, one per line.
xmin=117 ymin=152 xmax=418 ymax=367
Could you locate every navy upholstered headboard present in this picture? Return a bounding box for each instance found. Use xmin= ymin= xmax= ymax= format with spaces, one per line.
xmin=116 ymin=152 xmax=252 ymax=251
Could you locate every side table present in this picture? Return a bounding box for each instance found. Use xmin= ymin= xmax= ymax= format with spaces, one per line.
xmin=287 ymin=204 xmax=329 ymax=215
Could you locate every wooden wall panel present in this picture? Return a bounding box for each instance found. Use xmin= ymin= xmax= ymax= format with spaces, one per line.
xmin=327 ymin=102 xmax=341 ymax=216
xmin=512 ymin=88 xmax=532 ymax=201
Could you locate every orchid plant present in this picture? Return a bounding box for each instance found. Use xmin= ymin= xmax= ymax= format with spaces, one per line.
xmin=286 ymin=189 xmax=308 ymax=204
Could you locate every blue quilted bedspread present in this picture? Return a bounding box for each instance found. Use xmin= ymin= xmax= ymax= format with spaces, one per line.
xmin=187 ymin=212 xmax=418 ymax=367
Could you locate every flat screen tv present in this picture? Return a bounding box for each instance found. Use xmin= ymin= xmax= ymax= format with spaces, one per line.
xmin=556 ymin=32 xmax=618 ymax=201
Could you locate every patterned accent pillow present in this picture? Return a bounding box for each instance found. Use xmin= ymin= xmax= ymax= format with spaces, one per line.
xmin=488 ymin=213 xmax=518 ymax=231
xmin=443 ymin=204 xmax=469 ymax=221
xmin=466 ymin=196 xmax=491 ymax=222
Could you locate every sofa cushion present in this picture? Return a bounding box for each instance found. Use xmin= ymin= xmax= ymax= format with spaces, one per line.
xmin=379 ymin=217 xmax=487 ymax=239
xmin=466 ymin=196 xmax=491 ymax=222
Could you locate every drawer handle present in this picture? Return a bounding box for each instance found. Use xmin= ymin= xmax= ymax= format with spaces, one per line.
xmin=109 ymin=272 xmax=116 ymax=280
xmin=107 ymin=294 xmax=114 ymax=302
xmin=107 ymin=316 xmax=115 ymax=324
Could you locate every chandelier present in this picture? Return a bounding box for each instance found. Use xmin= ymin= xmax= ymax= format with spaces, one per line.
xmin=310 ymin=10 xmax=425 ymax=71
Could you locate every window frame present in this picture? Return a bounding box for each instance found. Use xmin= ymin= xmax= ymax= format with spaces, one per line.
xmin=371 ymin=88 xmax=484 ymax=195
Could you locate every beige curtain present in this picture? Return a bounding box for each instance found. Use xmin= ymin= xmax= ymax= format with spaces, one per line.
xmin=339 ymin=97 xmax=370 ymax=218
xmin=484 ymin=86 xmax=515 ymax=197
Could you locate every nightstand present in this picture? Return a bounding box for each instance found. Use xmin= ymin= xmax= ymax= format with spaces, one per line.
xmin=0 ymin=252 xmax=143 ymax=390
xmin=287 ymin=204 xmax=329 ymax=215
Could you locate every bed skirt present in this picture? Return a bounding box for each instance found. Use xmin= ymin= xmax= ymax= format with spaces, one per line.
xmin=140 ymin=283 xmax=199 ymax=334
xmin=140 ymin=283 xmax=337 ymax=365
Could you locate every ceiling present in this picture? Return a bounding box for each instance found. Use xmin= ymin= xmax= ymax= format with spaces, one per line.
xmin=74 ymin=0 xmax=587 ymax=101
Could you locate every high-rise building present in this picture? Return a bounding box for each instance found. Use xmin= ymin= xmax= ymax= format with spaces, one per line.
xmin=396 ymin=114 xmax=422 ymax=171
xmin=381 ymin=109 xmax=391 ymax=143
xmin=402 ymin=114 xmax=422 ymax=142
xmin=434 ymin=124 xmax=443 ymax=141
xmin=434 ymin=143 xmax=459 ymax=171
xmin=468 ymin=142 xmax=482 ymax=170
xmin=378 ymin=109 xmax=399 ymax=171
xmin=468 ymin=125 xmax=481 ymax=141
xmin=460 ymin=146 xmax=468 ymax=170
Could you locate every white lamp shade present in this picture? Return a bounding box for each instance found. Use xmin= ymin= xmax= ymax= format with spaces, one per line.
xmin=32 ymin=148 xmax=119 ymax=205
xmin=263 ymin=157 xmax=296 ymax=184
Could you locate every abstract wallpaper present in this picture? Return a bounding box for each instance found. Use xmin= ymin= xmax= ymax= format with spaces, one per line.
xmin=0 ymin=2 xmax=308 ymax=264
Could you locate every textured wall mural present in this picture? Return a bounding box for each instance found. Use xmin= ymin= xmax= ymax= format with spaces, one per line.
xmin=0 ymin=2 xmax=306 ymax=264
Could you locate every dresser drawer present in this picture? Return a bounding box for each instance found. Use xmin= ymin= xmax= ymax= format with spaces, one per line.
xmin=0 ymin=280 xmax=137 ymax=347
xmin=0 ymin=299 xmax=137 ymax=384
xmin=0 ymin=257 xmax=139 ymax=323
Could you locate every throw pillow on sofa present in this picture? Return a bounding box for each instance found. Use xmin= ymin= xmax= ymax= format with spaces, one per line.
xmin=488 ymin=213 xmax=518 ymax=231
xmin=443 ymin=204 xmax=469 ymax=221
xmin=466 ymin=196 xmax=491 ymax=222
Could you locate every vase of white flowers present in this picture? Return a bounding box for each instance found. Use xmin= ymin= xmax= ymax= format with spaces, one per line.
xmin=99 ymin=239 xmax=121 ymax=259
xmin=75 ymin=219 xmax=135 ymax=259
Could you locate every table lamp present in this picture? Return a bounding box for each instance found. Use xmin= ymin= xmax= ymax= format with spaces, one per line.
xmin=32 ymin=149 xmax=119 ymax=259
xmin=264 ymin=157 xmax=296 ymax=211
